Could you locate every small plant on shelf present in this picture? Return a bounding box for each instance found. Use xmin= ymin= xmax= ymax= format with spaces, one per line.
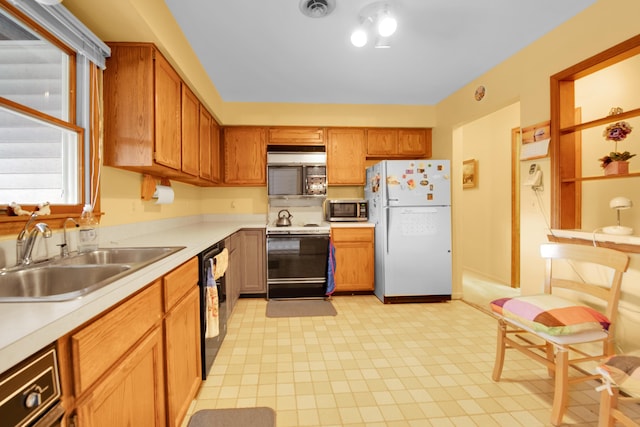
xmin=599 ymin=151 xmax=636 ymax=168
xmin=599 ymin=120 xmax=634 ymax=171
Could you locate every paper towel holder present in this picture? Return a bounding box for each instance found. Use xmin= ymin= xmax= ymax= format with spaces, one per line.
xmin=141 ymin=174 xmax=171 ymax=201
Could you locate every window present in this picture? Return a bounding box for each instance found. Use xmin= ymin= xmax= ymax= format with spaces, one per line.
xmin=0 ymin=1 xmax=109 ymax=234
xmin=0 ymin=106 xmax=80 ymax=205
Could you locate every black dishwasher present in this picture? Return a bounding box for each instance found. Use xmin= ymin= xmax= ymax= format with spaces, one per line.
xmin=198 ymin=242 xmax=227 ymax=379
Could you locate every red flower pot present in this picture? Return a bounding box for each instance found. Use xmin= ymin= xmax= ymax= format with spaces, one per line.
xmin=604 ymin=161 xmax=629 ymax=176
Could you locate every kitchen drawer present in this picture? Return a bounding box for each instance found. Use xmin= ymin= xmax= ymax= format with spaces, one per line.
xmin=268 ymin=127 xmax=325 ymax=146
xmin=331 ymin=227 xmax=374 ymax=243
xmin=71 ymin=280 xmax=162 ymax=395
xmin=163 ymin=257 xmax=198 ymax=311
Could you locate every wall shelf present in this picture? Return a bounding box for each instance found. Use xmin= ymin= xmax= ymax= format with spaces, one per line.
xmin=550 ymin=34 xmax=640 ymax=231
xmin=559 ymin=107 xmax=640 ymax=134
xmin=560 ymin=171 xmax=640 ymax=183
xmin=548 ymin=232 xmax=640 ymax=254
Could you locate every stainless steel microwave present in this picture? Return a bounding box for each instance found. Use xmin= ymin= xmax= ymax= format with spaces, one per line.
xmin=267 ymin=152 xmax=327 ymax=198
xmin=325 ymin=199 xmax=368 ymax=222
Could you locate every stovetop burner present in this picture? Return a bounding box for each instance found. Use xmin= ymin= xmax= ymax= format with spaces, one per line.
xmin=266 ymin=221 xmax=330 ymax=235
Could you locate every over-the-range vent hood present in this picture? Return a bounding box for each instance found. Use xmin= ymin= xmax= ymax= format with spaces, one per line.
xmin=267 ymin=144 xmax=325 ymax=153
xmin=267 ymin=151 xmax=326 ymax=166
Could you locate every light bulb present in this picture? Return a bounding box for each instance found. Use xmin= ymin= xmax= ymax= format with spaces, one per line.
xmin=350 ymin=29 xmax=368 ymax=47
xmin=377 ymin=13 xmax=397 ymax=37
xmin=35 ymin=0 xmax=62 ymax=5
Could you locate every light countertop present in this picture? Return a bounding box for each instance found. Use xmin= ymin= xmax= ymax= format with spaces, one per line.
xmin=0 ymin=215 xmax=265 ymax=374
xmin=329 ymin=222 xmax=375 ymax=228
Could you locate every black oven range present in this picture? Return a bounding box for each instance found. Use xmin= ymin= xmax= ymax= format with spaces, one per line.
xmin=266 ymin=224 xmax=330 ymax=299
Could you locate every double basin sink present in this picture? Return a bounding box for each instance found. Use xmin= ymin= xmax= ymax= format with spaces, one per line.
xmin=0 ymin=246 xmax=185 ymax=302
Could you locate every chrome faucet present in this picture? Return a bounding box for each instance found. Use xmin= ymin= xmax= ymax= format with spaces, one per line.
xmin=58 ymin=217 xmax=79 ymax=257
xmin=19 ymin=223 xmax=52 ymax=266
xmin=16 ymin=213 xmax=38 ymax=264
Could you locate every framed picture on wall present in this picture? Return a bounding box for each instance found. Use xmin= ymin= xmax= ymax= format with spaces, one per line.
xmin=463 ymin=159 xmax=477 ymax=188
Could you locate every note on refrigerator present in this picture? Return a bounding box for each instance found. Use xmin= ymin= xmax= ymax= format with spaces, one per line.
xmin=400 ymin=211 xmax=437 ymax=236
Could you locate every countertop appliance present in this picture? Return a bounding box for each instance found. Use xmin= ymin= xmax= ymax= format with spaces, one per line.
xmin=325 ymin=199 xmax=368 ymax=222
xmin=266 ymin=222 xmax=330 ymax=299
xmin=267 ymin=151 xmax=327 ymax=199
xmin=0 ymin=345 xmax=63 ymax=426
xmin=365 ymin=160 xmax=452 ymax=303
xmin=198 ymin=242 xmax=227 ymax=379
xmin=276 ymin=209 xmax=293 ymax=227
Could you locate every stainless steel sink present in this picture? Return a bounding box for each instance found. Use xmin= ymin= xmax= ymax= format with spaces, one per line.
xmin=57 ymin=246 xmax=183 ymax=266
xmin=0 ymin=264 xmax=132 ymax=301
xmin=0 ymin=246 xmax=185 ymax=302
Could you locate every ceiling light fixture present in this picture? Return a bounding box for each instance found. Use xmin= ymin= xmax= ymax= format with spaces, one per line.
xmin=350 ymin=2 xmax=397 ymax=48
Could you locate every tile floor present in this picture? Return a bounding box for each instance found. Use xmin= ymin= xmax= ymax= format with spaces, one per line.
xmin=182 ymin=279 xmax=640 ymax=426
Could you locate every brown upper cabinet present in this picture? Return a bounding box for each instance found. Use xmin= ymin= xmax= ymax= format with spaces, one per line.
xmin=366 ymin=128 xmax=432 ymax=158
xmin=104 ymin=43 xmax=182 ymax=176
xmin=198 ymin=107 xmax=222 ymax=185
xmin=181 ymin=84 xmax=200 ymax=177
xmin=268 ymin=127 xmax=325 ymax=146
xmin=104 ymin=42 xmax=219 ymax=185
xmin=327 ymin=128 xmax=366 ymax=185
xmin=223 ymin=126 xmax=267 ymax=185
xmin=103 ymin=43 xmax=430 ymax=188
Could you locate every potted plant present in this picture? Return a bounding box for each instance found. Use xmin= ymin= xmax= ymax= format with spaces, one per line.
xmin=600 ymin=121 xmax=634 ymax=175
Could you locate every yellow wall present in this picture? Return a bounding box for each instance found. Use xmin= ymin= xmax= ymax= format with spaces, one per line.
xmin=100 ymin=167 xmax=202 ymax=227
xmin=459 ymin=103 xmax=520 ymax=285
xmin=434 ymin=0 xmax=640 ymax=296
xmin=576 ymin=56 xmax=640 ymax=233
xmin=436 ymin=0 xmax=640 ymax=352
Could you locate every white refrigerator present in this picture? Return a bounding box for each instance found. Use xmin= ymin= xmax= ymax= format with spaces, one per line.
xmin=365 ymin=160 xmax=452 ymax=303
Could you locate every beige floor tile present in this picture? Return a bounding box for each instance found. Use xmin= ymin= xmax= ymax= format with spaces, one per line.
xmin=183 ymin=293 xmax=609 ymax=426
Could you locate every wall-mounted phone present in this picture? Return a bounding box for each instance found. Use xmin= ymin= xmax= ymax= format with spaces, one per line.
xmin=524 ymin=163 xmax=543 ymax=190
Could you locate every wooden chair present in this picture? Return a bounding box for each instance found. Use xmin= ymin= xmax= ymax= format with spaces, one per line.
xmin=597 ymin=354 xmax=640 ymax=427
xmin=490 ymin=243 xmax=629 ymax=426
xmin=599 ymin=386 xmax=640 ymax=426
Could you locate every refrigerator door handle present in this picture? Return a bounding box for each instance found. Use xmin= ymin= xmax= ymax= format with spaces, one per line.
xmin=385 ymin=207 xmax=390 ymax=253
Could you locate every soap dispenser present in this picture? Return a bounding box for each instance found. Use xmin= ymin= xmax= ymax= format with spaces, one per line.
xmin=78 ymin=204 xmax=99 ymax=252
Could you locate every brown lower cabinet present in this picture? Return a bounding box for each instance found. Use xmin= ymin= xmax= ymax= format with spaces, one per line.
xmin=59 ymin=257 xmax=201 ymax=427
xmin=226 ymin=229 xmax=267 ymax=310
xmin=75 ymin=326 xmax=166 ymax=427
xmin=331 ymin=227 xmax=375 ymax=292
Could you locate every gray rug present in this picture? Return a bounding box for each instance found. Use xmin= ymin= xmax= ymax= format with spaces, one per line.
xmin=188 ymin=407 xmax=275 ymax=427
xmin=266 ymin=299 xmax=337 ymax=318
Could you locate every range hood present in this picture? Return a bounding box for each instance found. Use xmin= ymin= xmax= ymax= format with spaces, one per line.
xmin=267 ymin=151 xmax=326 ymax=166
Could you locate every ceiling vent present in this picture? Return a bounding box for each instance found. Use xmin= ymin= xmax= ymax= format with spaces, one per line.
xmin=299 ymin=0 xmax=336 ymax=18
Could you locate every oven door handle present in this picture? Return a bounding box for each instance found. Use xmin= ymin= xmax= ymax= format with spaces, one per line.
xmin=32 ymin=401 xmax=65 ymax=427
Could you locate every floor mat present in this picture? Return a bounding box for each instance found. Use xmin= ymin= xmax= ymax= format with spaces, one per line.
xmin=266 ymin=299 xmax=337 ymax=318
xmin=187 ymin=407 xmax=275 ymax=427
